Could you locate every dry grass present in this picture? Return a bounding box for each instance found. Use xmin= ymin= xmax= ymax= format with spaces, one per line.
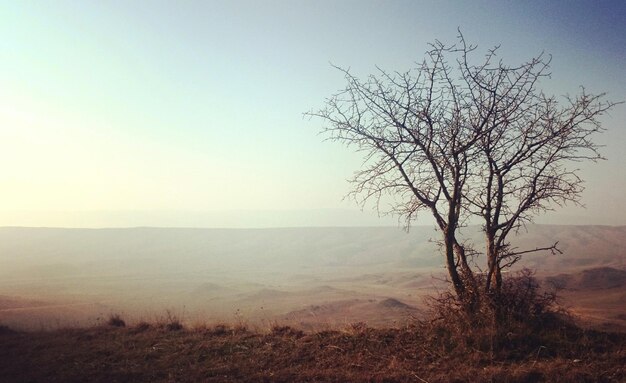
xmin=1 ymin=271 xmax=623 ymax=381
xmin=107 ymin=313 xmax=126 ymax=328
xmin=0 ymin=316 xmax=623 ymax=383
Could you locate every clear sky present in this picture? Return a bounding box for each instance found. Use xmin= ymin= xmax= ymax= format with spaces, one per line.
xmin=1 ymin=0 xmax=624 ymax=227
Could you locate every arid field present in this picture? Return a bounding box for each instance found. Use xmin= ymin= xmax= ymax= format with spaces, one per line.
xmin=1 ymin=225 xmax=625 ymax=382
xmin=1 ymin=320 xmax=625 ymax=383
xmin=0 ymin=225 xmax=624 ymax=332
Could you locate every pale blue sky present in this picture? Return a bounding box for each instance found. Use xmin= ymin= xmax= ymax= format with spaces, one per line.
xmin=0 ymin=0 xmax=624 ymax=227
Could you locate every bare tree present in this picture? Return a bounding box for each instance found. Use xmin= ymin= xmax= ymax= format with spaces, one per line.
xmin=471 ymin=79 xmax=616 ymax=297
xmin=308 ymin=32 xmax=618 ymax=309
xmin=307 ymin=40 xmax=482 ymax=300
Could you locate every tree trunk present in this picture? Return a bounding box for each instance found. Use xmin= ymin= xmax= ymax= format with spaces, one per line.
xmin=485 ymin=232 xmax=497 ymax=295
xmin=444 ymin=230 xmax=465 ymax=299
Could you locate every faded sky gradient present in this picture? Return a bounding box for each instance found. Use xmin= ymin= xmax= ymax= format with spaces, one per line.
xmin=1 ymin=0 xmax=624 ymax=227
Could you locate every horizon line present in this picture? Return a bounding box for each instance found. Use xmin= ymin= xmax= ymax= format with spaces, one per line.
xmin=1 ymin=223 xmax=624 ymax=230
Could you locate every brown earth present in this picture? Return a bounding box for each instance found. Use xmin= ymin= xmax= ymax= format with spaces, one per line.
xmin=542 ymin=267 xmax=626 ymax=332
xmin=0 ymin=321 xmax=624 ymax=383
xmin=0 ymin=226 xmax=624 ymax=332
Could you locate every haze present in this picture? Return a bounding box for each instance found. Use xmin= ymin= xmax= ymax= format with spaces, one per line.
xmin=1 ymin=0 xmax=625 ymax=227
xmin=0 ymin=1 xmax=625 ymax=333
xmin=1 ymin=225 xmax=624 ymax=331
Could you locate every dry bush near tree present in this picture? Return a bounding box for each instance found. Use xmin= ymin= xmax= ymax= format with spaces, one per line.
xmin=308 ymin=30 xmax=619 ymax=323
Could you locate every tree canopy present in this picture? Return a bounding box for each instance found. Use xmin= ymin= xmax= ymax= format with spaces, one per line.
xmin=309 ymin=32 xmax=618 ymax=308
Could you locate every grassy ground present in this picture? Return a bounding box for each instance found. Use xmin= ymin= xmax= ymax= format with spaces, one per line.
xmin=0 ymin=320 xmax=624 ymax=383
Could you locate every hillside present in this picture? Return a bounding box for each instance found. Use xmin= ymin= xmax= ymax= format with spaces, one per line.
xmin=544 ymin=267 xmax=626 ymax=331
xmin=1 ymin=225 xmax=623 ymax=275
xmin=1 ymin=321 xmax=624 ymax=383
xmin=1 ymin=225 xmax=625 ymax=381
xmin=0 ymin=225 xmax=624 ymax=331
xmin=0 ymin=225 xmax=626 ymax=330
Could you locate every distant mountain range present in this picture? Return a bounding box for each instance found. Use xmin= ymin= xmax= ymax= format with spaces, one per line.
xmin=0 ymin=225 xmax=623 ymax=280
xmin=0 ymin=225 xmax=624 ymax=331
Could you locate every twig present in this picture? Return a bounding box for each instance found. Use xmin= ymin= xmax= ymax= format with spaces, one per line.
xmin=412 ymin=372 xmax=430 ymax=383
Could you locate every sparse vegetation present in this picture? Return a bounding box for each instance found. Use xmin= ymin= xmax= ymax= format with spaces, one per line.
xmin=133 ymin=321 xmax=152 ymax=332
xmin=0 ymin=228 xmax=623 ymax=381
xmin=106 ymin=313 xmax=126 ymax=328
xmin=423 ymin=269 xmax=575 ymax=359
xmin=0 ymin=317 xmax=623 ymax=382
xmin=159 ymin=310 xmax=184 ymax=331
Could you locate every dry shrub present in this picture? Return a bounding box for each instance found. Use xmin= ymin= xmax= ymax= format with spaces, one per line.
xmin=233 ymin=323 xmax=249 ymax=334
xmin=106 ymin=314 xmax=126 ymax=328
xmin=270 ymin=325 xmax=304 ymax=338
xmin=165 ymin=320 xmax=183 ymax=331
xmin=158 ymin=310 xmax=184 ymax=331
xmin=423 ymin=268 xmax=575 ymax=359
xmin=343 ymin=321 xmax=368 ymax=336
xmin=494 ymin=268 xmax=560 ymax=323
xmin=198 ymin=323 xmax=250 ymax=337
xmin=209 ymin=323 xmax=231 ymax=336
xmin=133 ymin=321 xmax=151 ymax=332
